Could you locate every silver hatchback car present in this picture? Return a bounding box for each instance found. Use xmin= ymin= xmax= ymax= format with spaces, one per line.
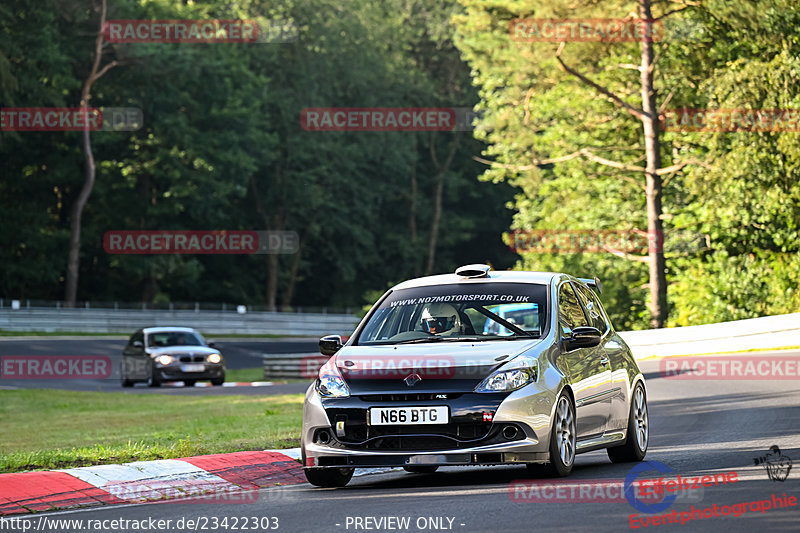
xmin=301 ymin=264 xmax=648 ymax=487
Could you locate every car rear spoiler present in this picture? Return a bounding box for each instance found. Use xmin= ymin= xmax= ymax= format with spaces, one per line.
xmin=578 ymin=277 xmax=603 ymax=294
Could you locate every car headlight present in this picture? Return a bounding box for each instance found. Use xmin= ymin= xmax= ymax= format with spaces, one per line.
xmin=316 ymin=358 xmax=350 ymax=398
xmin=207 ymin=353 xmax=222 ymax=364
xmin=475 ymin=354 xmax=538 ymax=393
xmin=156 ymin=355 xmax=174 ymax=366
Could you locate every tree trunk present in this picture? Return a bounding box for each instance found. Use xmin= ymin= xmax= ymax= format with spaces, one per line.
xmin=281 ymin=238 xmax=302 ymax=310
xmin=425 ymin=176 xmax=444 ymax=275
xmin=63 ymin=0 xmax=117 ymax=307
xmin=425 ymin=131 xmax=461 ymax=275
xmin=266 ymin=252 xmax=279 ymax=312
xmin=640 ymin=0 xmax=667 ymax=327
xmin=64 ymin=123 xmax=95 ymax=306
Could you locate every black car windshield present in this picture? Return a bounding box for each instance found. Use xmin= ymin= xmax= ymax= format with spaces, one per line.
xmin=357 ymin=282 xmax=548 ymax=345
xmin=147 ymin=331 xmax=204 ymax=347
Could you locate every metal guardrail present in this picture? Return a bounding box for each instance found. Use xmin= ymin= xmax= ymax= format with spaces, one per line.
xmin=263 ymin=353 xmax=327 ymax=380
xmin=0 ymin=307 xmax=360 ymax=336
xmin=619 ymin=312 xmax=800 ymax=359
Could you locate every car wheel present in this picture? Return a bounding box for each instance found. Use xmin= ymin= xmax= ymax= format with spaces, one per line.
xmin=211 ymin=373 xmax=225 ymax=386
xmin=607 ymin=382 xmax=648 ymax=463
xmin=184 ymin=380 xmax=196 ymax=387
xmin=121 ymin=378 xmax=134 ymax=387
xmin=403 ymin=465 xmax=439 ymax=474
xmin=304 ymin=468 xmax=354 ymax=488
xmin=534 ymin=391 xmax=575 ymax=477
xmin=146 ymin=366 xmax=161 ymax=388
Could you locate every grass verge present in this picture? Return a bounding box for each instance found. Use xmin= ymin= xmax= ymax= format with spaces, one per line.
xmin=225 ymin=367 xmax=267 ymax=382
xmin=0 ymin=389 xmax=303 ymax=473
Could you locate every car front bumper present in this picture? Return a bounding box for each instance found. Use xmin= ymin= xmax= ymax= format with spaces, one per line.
xmin=155 ymin=363 xmax=224 ymax=381
xmin=301 ymin=382 xmax=558 ymax=469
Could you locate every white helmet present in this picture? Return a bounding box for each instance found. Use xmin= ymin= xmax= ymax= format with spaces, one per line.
xmin=421 ymin=303 xmax=460 ymax=335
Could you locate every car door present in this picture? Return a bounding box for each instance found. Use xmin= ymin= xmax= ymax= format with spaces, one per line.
xmin=574 ymin=283 xmax=629 ymax=434
xmin=122 ymin=330 xmax=147 ymax=381
xmin=558 ymin=281 xmax=613 ymax=438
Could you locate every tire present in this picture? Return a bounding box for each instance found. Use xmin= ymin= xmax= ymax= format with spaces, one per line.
xmin=304 ymin=467 xmax=354 ymax=488
xmin=607 ymin=382 xmax=648 ymax=463
xmin=211 ymin=373 xmax=225 ymax=386
xmin=146 ymin=366 xmax=161 ymax=388
xmin=121 ymin=378 xmax=134 ymax=388
xmin=403 ymin=465 xmax=439 ymax=474
xmin=531 ymin=391 xmax=575 ymax=477
xmin=184 ymin=380 xmax=196 ymax=387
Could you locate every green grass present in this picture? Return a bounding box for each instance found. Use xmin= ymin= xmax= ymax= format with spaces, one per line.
xmin=225 ymin=367 xmax=267 ymax=382
xmin=0 ymin=389 xmax=303 ymax=473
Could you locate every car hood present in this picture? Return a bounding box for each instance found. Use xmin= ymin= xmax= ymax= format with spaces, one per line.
xmin=333 ymin=339 xmax=543 ymax=394
xmin=145 ymin=346 xmax=219 ymax=356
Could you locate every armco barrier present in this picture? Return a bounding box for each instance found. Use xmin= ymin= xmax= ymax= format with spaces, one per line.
xmin=0 ymin=307 xmax=359 ymax=337
xmin=263 ymin=353 xmax=326 ymax=380
xmin=619 ymin=312 xmax=800 ymax=359
xmin=261 ymin=312 xmax=800 ymax=378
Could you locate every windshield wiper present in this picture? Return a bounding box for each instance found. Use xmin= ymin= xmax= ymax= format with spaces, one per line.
xmin=393 ymin=336 xmax=446 ymax=345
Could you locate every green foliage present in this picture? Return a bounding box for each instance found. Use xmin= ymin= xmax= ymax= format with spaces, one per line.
xmin=453 ymin=0 xmax=800 ymax=328
xmin=0 ymin=0 xmax=517 ymax=307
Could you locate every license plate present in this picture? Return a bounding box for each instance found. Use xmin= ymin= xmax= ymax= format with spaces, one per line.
xmin=181 ymin=364 xmax=205 ymax=372
xmin=368 ymin=406 xmax=449 ymax=426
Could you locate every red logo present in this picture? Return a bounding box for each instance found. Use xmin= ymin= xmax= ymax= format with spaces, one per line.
xmin=301 ymin=108 xmax=457 ymax=131
xmin=0 ymin=356 xmax=112 ymax=379
xmin=660 ymin=356 xmax=800 ymax=380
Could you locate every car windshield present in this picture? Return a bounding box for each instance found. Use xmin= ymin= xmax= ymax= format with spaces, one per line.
xmin=147 ymin=331 xmax=204 ymax=348
xmin=357 ymin=282 xmax=547 ymax=345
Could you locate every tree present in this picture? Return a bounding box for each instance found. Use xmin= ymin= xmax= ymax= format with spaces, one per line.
xmin=64 ymin=0 xmax=120 ymax=306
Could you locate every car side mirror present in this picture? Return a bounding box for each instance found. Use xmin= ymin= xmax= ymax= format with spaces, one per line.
xmin=132 ymin=340 xmax=143 ymax=349
xmin=319 ymin=335 xmax=343 ymax=356
xmin=207 ymin=340 xmax=216 ymax=348
xmin=566 ymin=326 xmax=602 ymax=349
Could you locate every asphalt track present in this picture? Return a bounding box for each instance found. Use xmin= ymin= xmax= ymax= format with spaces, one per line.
xmin=0 ymin=338 xmax=315 ymax=394
xmin=3 ymin=350 xmax=799 ymax=533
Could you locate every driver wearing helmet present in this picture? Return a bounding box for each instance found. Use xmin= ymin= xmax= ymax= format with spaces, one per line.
xmin=420 ymin=303 xmax=462 ymax=336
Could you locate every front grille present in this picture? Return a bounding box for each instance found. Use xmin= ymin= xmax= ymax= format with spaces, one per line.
xmin=179 ymin=355 xmax=205 ymax=362
xmin=315 ymin=421 xmax=526 ymax=451
xmin=359 ymin=393 xmax=462 ymax=402
xmin=340 ymin=421 xmax=492 ymax=443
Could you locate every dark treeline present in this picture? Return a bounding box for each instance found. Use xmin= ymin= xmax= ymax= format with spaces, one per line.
xmin=0 ymin=0 xmax=518 ymax=312
xmin=2 ymin=0 xmax=799 ymax=329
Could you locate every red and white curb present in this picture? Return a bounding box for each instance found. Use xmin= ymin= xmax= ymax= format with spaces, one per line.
xmin=0 ymin=450 xmax=304 ymax=516
xmin=189 ymin=381 xmax=274 ymax=388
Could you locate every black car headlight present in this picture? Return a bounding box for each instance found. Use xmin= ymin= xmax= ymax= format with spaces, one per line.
xmin=475 ymin=354 xmax=538 ymax=393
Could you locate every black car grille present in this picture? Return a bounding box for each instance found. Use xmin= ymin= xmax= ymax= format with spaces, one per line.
xmin=178 ymin=355 xmax=206 ymax=362
xmin=314 ymin=422 xmax=524 ymax=451
xmin=359 ymin=393 xmax=462 ymax=402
